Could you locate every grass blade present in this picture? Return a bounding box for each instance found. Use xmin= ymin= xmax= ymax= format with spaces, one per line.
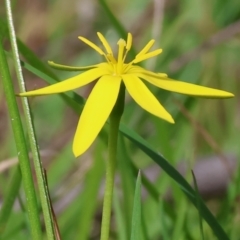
xmin=0 ymin=33 xmax=42 ymax=240
xmin=118 ymin=135 xmax=135 ymax=238
xmin=120 ymin=124 xmax=229 ymax=240
xmin=130 ymin=171 xmax=142 ymax=240
xmin=192 ymin=170 xmax=205 ymax=240
xmin=5 ymin=0 xmax=56 ymax=238
xmin=77 ymin=143 xmax=105 ymax=240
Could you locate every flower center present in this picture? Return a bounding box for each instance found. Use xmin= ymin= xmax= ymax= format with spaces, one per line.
xmin=105 ymin=39 xmax=128 ymax=76
xmin=103 ymin=34 xmax=133 ymax=76
xmin=78 ymin=32 xmax=163 ymax=76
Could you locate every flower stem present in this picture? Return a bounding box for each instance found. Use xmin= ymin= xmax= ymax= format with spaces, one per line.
xmin=0 ymin=34 xmax=42 ymax=240
xmin=100 ymin=84 xmax=125 ymax=240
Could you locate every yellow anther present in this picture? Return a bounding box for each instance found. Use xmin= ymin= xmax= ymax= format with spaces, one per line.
xmin=126 ymin=33 xmax=132 ymax=51
xmin=117 ymin=39 xmax=126 ymax=47
xmin=78 ymin=36 xmax=105 ymax=56
xmin=133 ymin=49 xmax=162 ymax=63
xmin=97 ymin=32 xmax=113 ymax=55
xmin=136 ymin=39 xmax=155 ymax=57
xmin=116 ymin=39 xmax=126 ymax=74
xmin=117 ymin=39 xmax=126 ymax=62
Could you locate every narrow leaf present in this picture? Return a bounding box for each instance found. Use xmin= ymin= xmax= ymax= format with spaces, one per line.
xmin=192 ymin=170 xmax=205 ymax=240
xmin=130 ymin=171 xmax=142 ymax=240
xmin=120 ymin=124 xmax=229 ymax=240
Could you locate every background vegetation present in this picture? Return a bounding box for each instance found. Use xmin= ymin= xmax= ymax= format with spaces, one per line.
xmin=0 ymin=0 xmax=239 ymax=239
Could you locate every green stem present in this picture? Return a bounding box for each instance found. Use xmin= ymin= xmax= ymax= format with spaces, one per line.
xmin=0 ymin=37 xmax=42 ymax=239
xmin=100 ymin=84 xmax=125 ymax=240
xmin=4 ymin=0 xmax=56 ymax=239
xmin=100 ymin=113 xmax=120 ymax=239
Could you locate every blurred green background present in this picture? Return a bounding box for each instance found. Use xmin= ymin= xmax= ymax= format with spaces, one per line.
xmin=0 ymin=0 xmax=239 ymax=239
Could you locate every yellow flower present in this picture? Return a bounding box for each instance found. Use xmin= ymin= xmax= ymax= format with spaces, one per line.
xmin=19 ymin=32 xmax=234 ymax=157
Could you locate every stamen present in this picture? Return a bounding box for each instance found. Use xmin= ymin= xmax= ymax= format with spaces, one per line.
xmin=107 ymin=54 xmax=117 ymax=64
xmin=117 ymin=39 xmax=126 ymax=74
xmin=78 ymin=36 xmax=105 ymax=56
xmin=133 ymin=49 xmax=162 ymax=63
xmin=136 ymin=39 xmax=155 ymax=58
xmin=126 ymin=33 xmax=132 ymax=51
xmin=123 ymin=33 xmax=132 ymax=63
xmin=117 ymin=39 xmax=126 ymax=61
xmin=97 ymin=32 xmax=113 ymax=55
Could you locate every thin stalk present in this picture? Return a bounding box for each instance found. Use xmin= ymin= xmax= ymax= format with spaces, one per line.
xmin=100 ymin=113 xmax=120 ymax=240
xmin=5 ymin=0 xmax=56 ymax=239
xmin=100 ymin=84 xmax=125 ymax=240
xmin=0 ymin=37 xmax=42 ymax=239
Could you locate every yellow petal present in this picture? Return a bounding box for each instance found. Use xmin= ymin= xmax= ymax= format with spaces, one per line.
xmin=73 ymin=75 xmax=122 ymax=157
xmin=122 ymin=74 xmax=174 ymax=124
xmin=138 ymin=74 xmax=234 ymax=98
xmin=127 ymin=65 xmax=168 ymax=78
xmin=19 ymin=67 xmax=109 ymax=96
